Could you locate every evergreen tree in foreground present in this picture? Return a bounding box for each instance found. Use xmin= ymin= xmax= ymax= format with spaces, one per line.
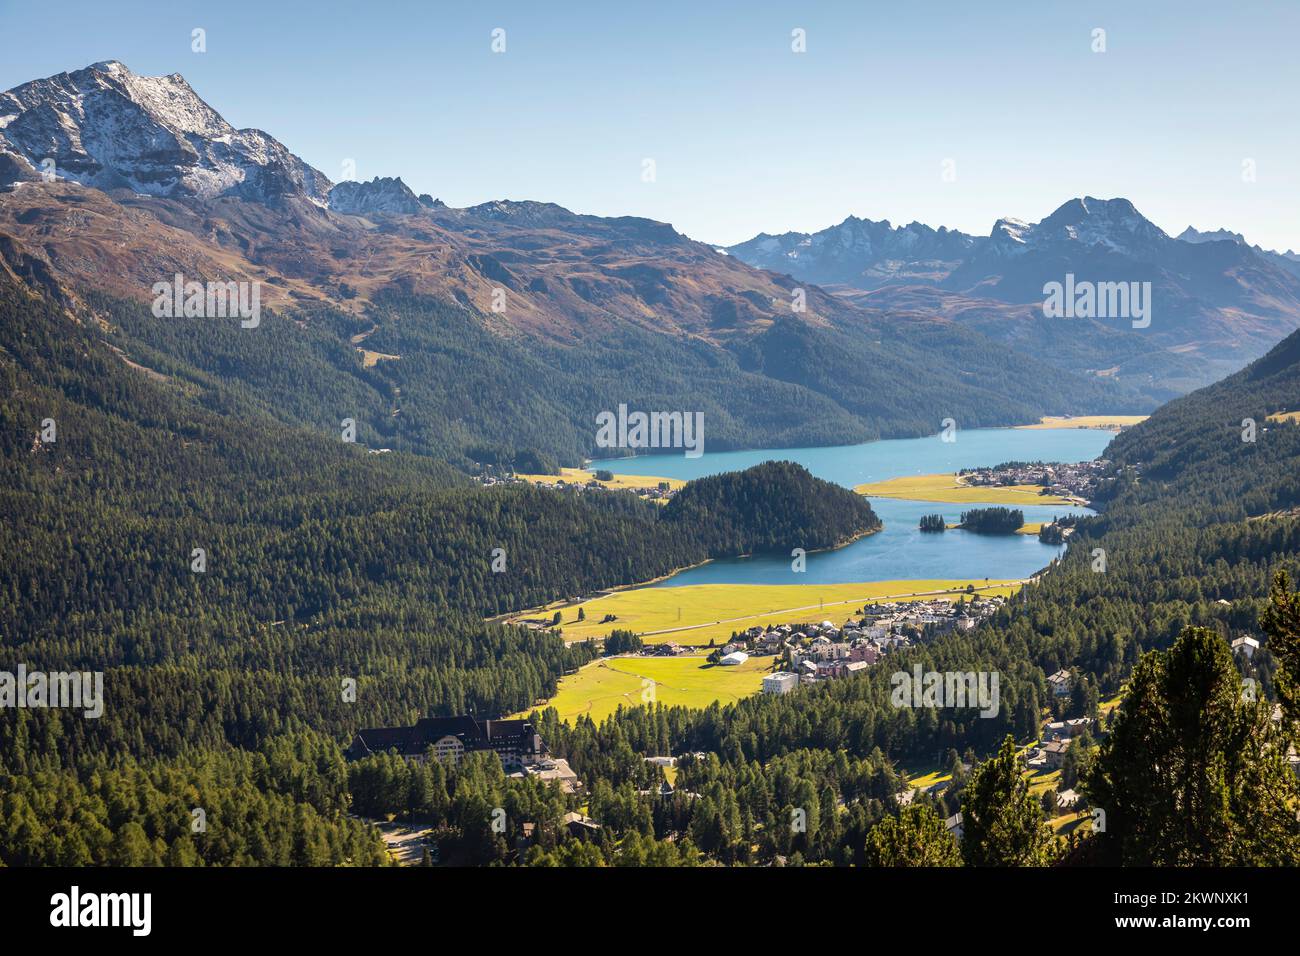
xmin=1084 ymin=625 xmax=1300 ymax=865
xmin=961 ymin=736 xmax=1053 ymax=866
xmin=864 ymin=804 xmax=961 ymax=866
xmin=1261 ymin=569 xmax=1300 ymax=730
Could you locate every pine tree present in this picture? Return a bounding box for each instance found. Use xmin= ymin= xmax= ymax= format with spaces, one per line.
xmin=864 ymin=804 xmax=961 ymax=866
xmin=961 ymin=736 xmax=1053 ymax=866
xmin=1260 ymin=570 xmax=1300 ymax=729
xmin=1085 ymin=625 xmax=1300 ymax=865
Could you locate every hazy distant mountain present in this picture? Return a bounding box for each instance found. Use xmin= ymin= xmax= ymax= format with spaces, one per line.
xmin=729 ymin=197 xmax=1300 ymax=387
xmin=1177 ymin=224 xmax=1300 ymax=279
xmin=1176 ymin=225 xmax=1247 ymax=245
xmin=726 ymin=217 xmax=979 ymax=289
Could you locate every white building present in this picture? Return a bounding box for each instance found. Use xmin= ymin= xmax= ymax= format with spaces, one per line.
xmin=1231 ymin=636 xmax=1260 ymax=659
xmin=762 ymin=672 xmax=800 ymax=695
xmin=1047 ymin=669 xmax=1073 ymax=697
xmin=719 ymin=650 xmax=749 ymax=666
xmin=945 ymin=812 xmax=964 ymax=840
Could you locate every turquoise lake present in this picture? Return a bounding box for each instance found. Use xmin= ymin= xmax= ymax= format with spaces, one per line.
xmin=589 ymin=427 xmax=1115 ymax=587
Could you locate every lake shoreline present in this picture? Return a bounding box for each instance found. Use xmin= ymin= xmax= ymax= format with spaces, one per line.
xmin=490 ymin=525 xmax=884 ymax=627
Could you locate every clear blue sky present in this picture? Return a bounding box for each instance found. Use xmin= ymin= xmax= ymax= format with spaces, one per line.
xmin=3 ymin=0 xmax=1297 ymax=250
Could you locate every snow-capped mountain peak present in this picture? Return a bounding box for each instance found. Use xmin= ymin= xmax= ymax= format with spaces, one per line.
xmin=996 ymin=197 xmax=1170 ymax=257
xmin=0 ymin=60 xmax=331 ymax=203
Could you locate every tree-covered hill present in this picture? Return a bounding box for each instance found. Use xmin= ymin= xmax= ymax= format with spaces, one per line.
xmin=83 ymin=280 xmax=1148 ymax=471
xmin=957 ymin=507 xmax=1024 ymax=535
xmin=662 ymin=460 xmax=879 ymax=557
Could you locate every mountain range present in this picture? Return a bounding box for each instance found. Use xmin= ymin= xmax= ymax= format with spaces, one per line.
xmin=726 ymin=198 xmax=1300 ymax=390
xmin=3 ymin=60 xmax=1282 ymax=468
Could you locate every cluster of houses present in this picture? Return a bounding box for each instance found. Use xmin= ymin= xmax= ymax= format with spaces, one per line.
xmin=896 ymin=714 xmax=1101 ymax=841
xmin=691 ymin=595 xmax=1010 ymax=693
xmin=958 ymin=458 xmax=1111 ymax=503
xmin=648 ymin=641 xmax=690 ymax=657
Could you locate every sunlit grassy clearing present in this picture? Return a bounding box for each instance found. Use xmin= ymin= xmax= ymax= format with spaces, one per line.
xmin=906 ymin=768 xmax=952 ymax=791
xmin=527 ymin=579 xmax=1021 ymax=646
xmin=515 ymin=467 xmax=685 ymax=492
xmin=855 ymin=472 xmax=1077 ymax=506
xmin=519 ymin=654 xmax=769 ymax=724
xmin=1016 ymin=415 xmax=1148 ymax=430
xmin=357 ymin=348 xmax=400 ymax=368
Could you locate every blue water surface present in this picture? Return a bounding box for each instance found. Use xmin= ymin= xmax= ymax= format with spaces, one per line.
xmin=590 ymin=427 xmax=1113 ymax=586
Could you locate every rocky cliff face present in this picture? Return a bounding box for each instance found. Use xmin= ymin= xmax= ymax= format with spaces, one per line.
xmin=328 ymin=176 xmax=424 ymax=215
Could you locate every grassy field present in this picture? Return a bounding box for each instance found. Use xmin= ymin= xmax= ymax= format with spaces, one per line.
xmin=905 ymin=768 xmax=952 ymax=791
xmin=855 ymin=472 xmax=1078 ymax=506
xmin=517 ymin=654 xmax=770 ymax=723
xmin=1267 ymin=410 xmax=1300 ymax=423
xmin=515 ymin=467 xmax=685 ymax=493
xmin=521 ymin=579 xmax=1022 ymax=646
xmin=1016 ymin=415 xmax=1148 ymax=430
xmin=357 ymin=348 xmax=400 ymax=368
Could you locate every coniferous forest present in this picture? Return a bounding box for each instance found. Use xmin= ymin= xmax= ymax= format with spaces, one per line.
xmin=5 ymin=259 xmax=1300 ymax=868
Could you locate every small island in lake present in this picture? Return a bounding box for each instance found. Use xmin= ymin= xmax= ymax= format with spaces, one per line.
xmin=957 ymin=507 xmax=1025 ymax=535
xmin=919 ymin=513 xmax=947 ymax=533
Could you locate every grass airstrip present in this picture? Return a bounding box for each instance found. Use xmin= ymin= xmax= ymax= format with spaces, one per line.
xmin=1015 ymin=415 xmax=1148 ymax=430
xmin=515 ymin=467 xmax=685 ymax=493
xmin=517 ymin=654 xmax=770 ymax=724
xmin=516 ymin=579 xmax=1022 ymax=647
xmin=854 ymin=473 xmax=1078 ymax=506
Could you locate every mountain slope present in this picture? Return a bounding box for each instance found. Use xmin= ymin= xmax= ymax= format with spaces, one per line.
xmin=0 ymin=62 xmax=1152 ymax=468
